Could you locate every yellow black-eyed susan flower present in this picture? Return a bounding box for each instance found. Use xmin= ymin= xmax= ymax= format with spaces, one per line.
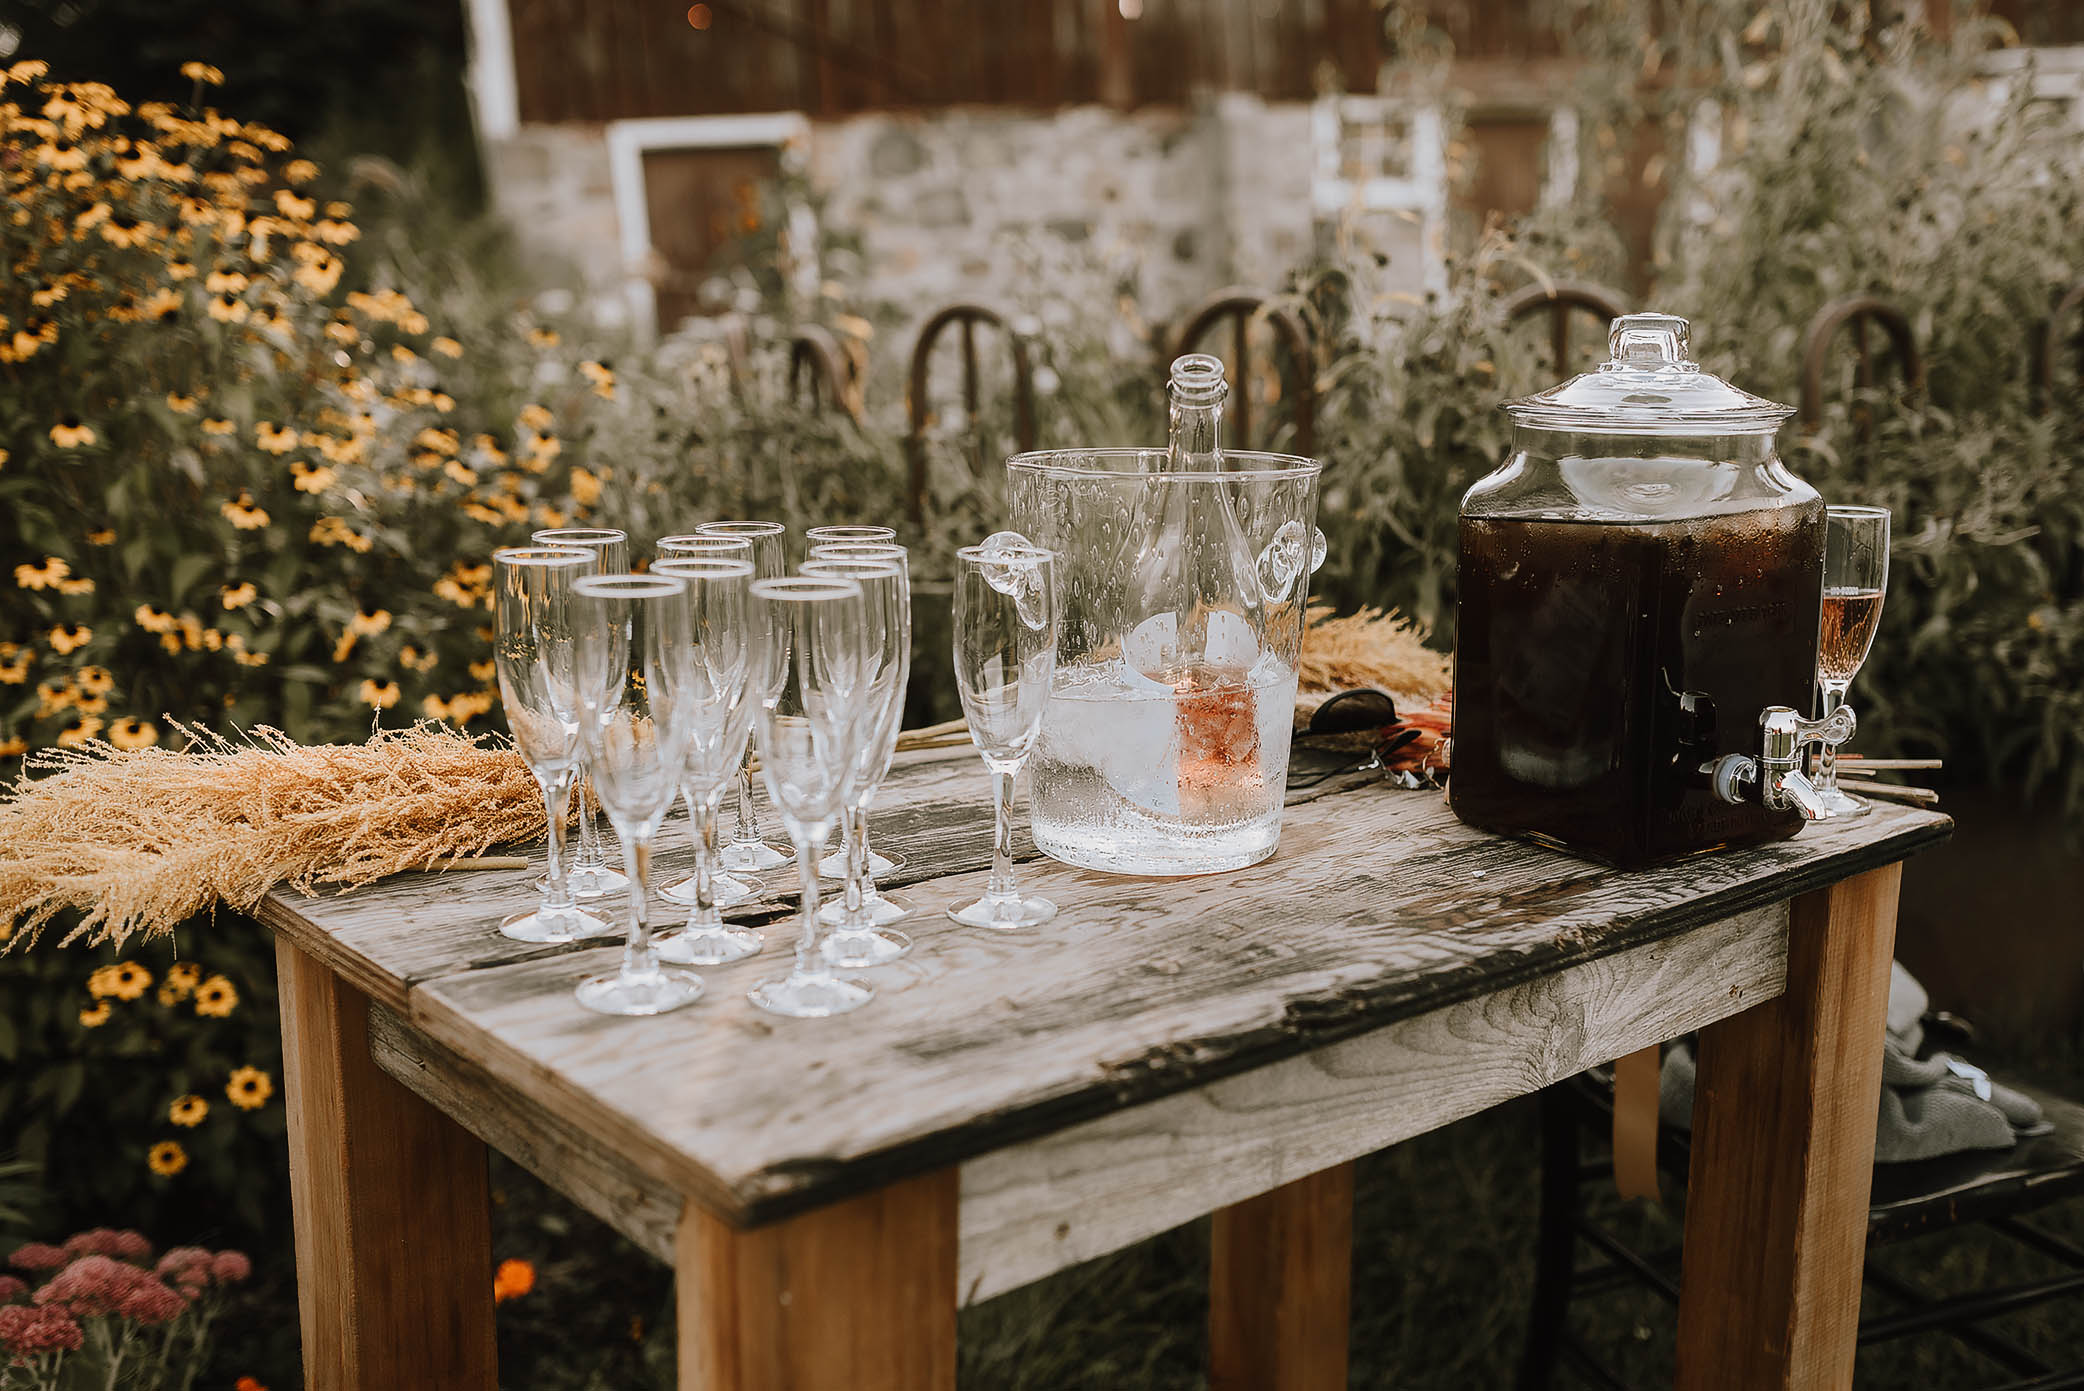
xmin=79 ymin=1000 xmax=112 ymax=1027
xmin=109 ymin=717 xmax=158 ymax=750
xmin=220 ymin=582 xmax=256 ymax=609
xmin=49 ymin=623 xmax=92 ymax=655
xmin=169 ymin=1095 xmax=208 ymax=1127
xmin=161 ymin=962 xmax=201 ymax=1001
xmin=180 ymin=61 xmax=225 ymax=85
xmin=291 ymin=461 xmax=336 ymax=494
xmin=0 ymin=736 xmax=26 ymax=758
xmin=432 ymin=336 xmax=463 ymax=358
xmin=194 ymin=974 xmax=237 ymax=1018
xmin=75 ymin=666 xmax=114 ymax=696
xmin=166 ymin=393 xmax=199 ymax=414
xmin=49 ymin=419 xmax=96 ymax=448
xmin=284 ymin=157 xmax=318 ymax=184
xmin=518 ymin=403 xmax=554 ymax=433
xmin=101 ymin=961 xmax=153 ymax=1001
xmin=57 ymin=715 xmax=104 ymax=747
xmin=358 ymin=679 xmax=401 ymax=709
xmin=148 ymin=1141 xmax=189 ymax=1177
xmin=221 ymin=495 xmax=269 ymax=529
xmin=254 ymin=421 xmax=296 ymax=454
xmin=15 ymin=557 xmax=70 ymax=590
xmin=201 ymin=417 xmax=236 ymax=437
xmin=207 ymin=296 xmax=248 ymax=323
xmin=226 ymin=1067 xmax=273 ymax=1110
xmin=86 ymin=528 xmax=114 ymax=546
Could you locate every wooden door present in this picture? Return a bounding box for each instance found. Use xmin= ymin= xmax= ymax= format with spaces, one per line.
xmin=642 ymin=145 xmax=784 ymax=331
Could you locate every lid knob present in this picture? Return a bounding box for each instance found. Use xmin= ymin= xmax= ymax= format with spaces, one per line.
xmin=1608 ymin=313 xmax=1692 ymax=371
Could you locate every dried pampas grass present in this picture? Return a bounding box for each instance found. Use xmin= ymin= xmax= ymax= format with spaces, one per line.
xmin=1296 ymin=604 xmax=1452 ymax=707
xmin=0 ymin=722 xmax=543 ymax=952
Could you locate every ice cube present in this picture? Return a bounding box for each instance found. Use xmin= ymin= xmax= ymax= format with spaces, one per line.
xmin=1042 ymin=659 xmax=1182 ymax=817
xmin=1124 ymin=609 xmax=1260 ymax=676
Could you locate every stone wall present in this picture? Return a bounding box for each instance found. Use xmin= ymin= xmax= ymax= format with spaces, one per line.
xmin=481 ymin=95 xmax=1340 ymax=343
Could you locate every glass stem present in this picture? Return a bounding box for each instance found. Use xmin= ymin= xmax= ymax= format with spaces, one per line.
xmin=988 ymin=764 xmax=1018 ymax=901
xmin=694 ymin=795 xmax=721 ymax=927
xmin=795 ymin=829 xmax=829 ymax=976
xmin=1818 ymin=682 xmax=1849 ymax=793
xmin=843 ymin=803 xmax=868 ymax=919
xmin=735 ymin=752 xmax=760 ymax=844
xmin=576 ymin=766 xmax=601 ymax=866
xmin=540 ymin=767 xmax=576 ymax=915
xmin=620 ymin=831 xmax=656 ymax=980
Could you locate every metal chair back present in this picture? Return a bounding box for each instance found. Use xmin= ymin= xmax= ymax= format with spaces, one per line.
xmin=904 ymin=303 xmax=1037 ymax=525
xmin=1798 ymin=295 xmax=1925 ymax=435
xmin=1168 ymin=287 xmax=1316 ymax=456
xmin=1498 ymin=280 xmax=1630 ymax=377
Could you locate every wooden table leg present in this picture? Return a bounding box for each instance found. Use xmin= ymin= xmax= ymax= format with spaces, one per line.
xmin=1675 ymin=864 xmax=1903 ymax=1390
xmin=1208 ymin=1161 xmax=1355 ymax=1391
xmin=276 ymin=940 xmax=497 ymax=1391
xmin=677 ymin=1167 xmax=958 ymax=1390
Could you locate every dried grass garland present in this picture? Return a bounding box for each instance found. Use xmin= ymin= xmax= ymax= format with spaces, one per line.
xmin=0 ymin=721 xmax=543 ymax=952
xmin=1296 ymin=604 xmax=1452 ymax=707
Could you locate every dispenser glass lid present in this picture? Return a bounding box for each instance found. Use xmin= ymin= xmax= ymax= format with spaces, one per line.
xmin=1501 ymin=312 xmax=1795 ymax=437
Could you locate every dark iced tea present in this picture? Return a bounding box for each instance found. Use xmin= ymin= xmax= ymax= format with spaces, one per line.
xmin=1450 ymin=504 xmax=1825 ymax=867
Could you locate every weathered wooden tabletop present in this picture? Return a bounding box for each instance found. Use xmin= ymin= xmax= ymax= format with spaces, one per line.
xmin=260 ymin=743 xmax=1949 ymax=1299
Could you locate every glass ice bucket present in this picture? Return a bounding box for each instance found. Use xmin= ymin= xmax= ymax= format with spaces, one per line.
xmin=1004 ymin=446 xmax=1325 ymax=876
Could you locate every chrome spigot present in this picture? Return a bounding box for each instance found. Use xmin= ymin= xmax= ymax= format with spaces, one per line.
xmin=1758 ymin=704 xmax=1856 ymax=819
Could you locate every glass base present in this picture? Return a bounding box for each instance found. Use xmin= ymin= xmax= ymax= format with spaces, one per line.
xmin=499 ymin=906 xmax=614 ymax=944
xmin=748 ymin=970 xmax=873 ymax=1018
xmin=948 ymin=893 xmax=1057 ymax=931
xmin=656 ymin=925 xmax=762 ymax=966
xmin=821 ymin=927 xmax=913 ymax=969
xmin=1815 ymin=782 xmax=1873 ymax=819
xmin=574 ymin=966 xmax=704 ymax=1016
xmin=656 ymin=872 xmax=761 ymax=908
xmin=816 ymin=892 xmax=914 ymax=928
xmin=819 ymin=847 xmax=904 ymax=879
xmin=719 ymin=838 xmax=790 ymax=872
xmin=548 ymin=862 xmax=628 ymax=900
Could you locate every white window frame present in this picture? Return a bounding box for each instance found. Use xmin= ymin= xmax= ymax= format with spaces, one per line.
xmin=605 ymin=113 xmax=815 ymax=342
xmin=1311 ymin=96 xmax=1450 ymax=292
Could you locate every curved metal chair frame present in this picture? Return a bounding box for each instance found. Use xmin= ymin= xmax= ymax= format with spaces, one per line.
xmin=1798 ymin=295 xmax=1925 ymax=432
xmin=1168 ymin=287 xmax=1316 ymax=457
xmin=1498 ymin=280 xmax=1631 ymax=376
xmin=788 ymin=325 xmax=859 ymax=421
xmin=904 ymin=303 xmax=1037 ymax=525
xmin=2036 ymin=278 xmax=2084 ymax=412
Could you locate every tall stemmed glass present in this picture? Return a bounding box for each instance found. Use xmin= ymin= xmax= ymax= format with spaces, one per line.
xmin=697 ymin=520 xmax=791 ymax=873
xmin=532 ymin=527 xmax=631 ymax=899
xmin=652 ymin=533 xmax=762 ymax=911
xmin=1813 ymin=504 xmax=1890 ymax=819
xmin=570 ymin=574 xmax=705 ymax=1016
xmin=747 ymin=576 xmax=876 ymax=1018
xmin=651 ymin=557 xmax=764 ymax=966
xmin=807 ymin=540 xmax=912 ymax=886
xmin=948 ymin=543 xmax=1059 ymax=930
xmin=801 ymin=557 xmax=914 ymax=967
xmin=805 ymin=524 xmax=896 ymax=550
xmin=491 ymin=547 xmax=613 ymax=944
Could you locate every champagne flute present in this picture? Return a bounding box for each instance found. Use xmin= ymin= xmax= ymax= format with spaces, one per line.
xmin=491 ymin=546 xmax=612 ymax=944
xmin=1813 ymin=504 xmax=1890 ymax=818
xmin=801 ymin=556 xmax=914 ymax=968
xmin=651 ymin=557 xmax=764 ymax=966
xmin=805 ymin=524 xmax=896 ymax=551
xmin=532 ymin=526 xmax=631 ymax=899
xmin=807 ymin=540 xmax=912 ymax=885
xmin=652 ymin=532 xmax=763 ymax=910
xmin=747 ymin=576 xmax=876 ymax=1018
xmin=570 ymin=573 xmax=705 ymax=1016
xmin=697 ymin=520 xmax=792 ymax=873
xmin=948 ymin=543 xmax=1059 ymax=930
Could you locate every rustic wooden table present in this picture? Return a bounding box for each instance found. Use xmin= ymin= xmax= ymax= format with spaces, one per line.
xmin=257 ymin=744 xmax=1950 ymax=1391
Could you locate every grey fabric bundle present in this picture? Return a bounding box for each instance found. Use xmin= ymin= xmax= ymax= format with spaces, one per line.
xmin=1660 ymin=962 xmax=2048 ymax=1163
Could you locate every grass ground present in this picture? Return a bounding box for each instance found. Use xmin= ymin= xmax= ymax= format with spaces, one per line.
xmin=482 ymin=1029 xmax=2084 ymax=1389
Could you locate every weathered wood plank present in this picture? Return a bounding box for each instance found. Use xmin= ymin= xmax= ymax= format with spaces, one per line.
xmin=276 ymin=940 xmax=497 ymax=1391
xmin=397 ymin=791 xmax=1939 ymax=1230
xmin=1208 ymin=1162 xmax=1355 ymax=1391
xmin=1675 ymin=864 xmax=1903 ymax=1390
xmin=956 ymin=901 xmax=1786 ymax=1301
xmin=345 ymin=899 xmax=1785 ymax=1296
xmin=676 ymin=1169 xmax=958 ymax=1391
xmin=367 ymin=1003 xmax=681 ymax=1264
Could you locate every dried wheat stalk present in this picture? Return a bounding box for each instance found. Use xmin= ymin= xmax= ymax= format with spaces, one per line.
xmin=1295 ymin=604 xmax=1452 ymax=706
xmin=0 ymin=722 xmax=544 ymax=952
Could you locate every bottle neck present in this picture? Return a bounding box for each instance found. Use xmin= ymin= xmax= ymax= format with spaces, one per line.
xmin=1166 ymin=395 xmax=1224 ymax=472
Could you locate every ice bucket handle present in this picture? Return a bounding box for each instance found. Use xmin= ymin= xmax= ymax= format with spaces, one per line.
xmin=1256 ymin=521 xmax=1328 ymax=604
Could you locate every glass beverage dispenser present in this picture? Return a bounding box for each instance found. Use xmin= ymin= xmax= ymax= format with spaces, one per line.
xmin=1450 ymin=313 xmax=1854 ymax=868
